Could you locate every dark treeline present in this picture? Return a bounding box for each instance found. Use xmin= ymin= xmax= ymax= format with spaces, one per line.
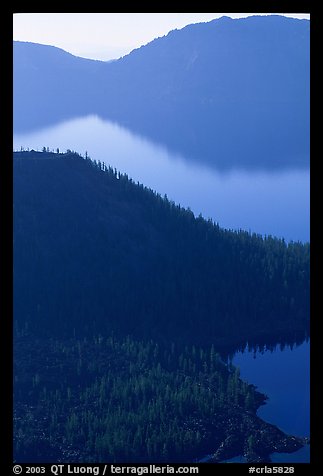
xmin=13 ymin=334 xmax=303 ymax=463
xmin=13 ymin=150 xmax=310 ymax=350
xmin=13 ymin=150 xmax=309 ymax=463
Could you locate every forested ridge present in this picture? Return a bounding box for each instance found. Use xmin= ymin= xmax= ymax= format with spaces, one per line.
xmin=13 ymin=150 xmax=310 ymax=463
xmin=13 ymin=150 xmax=309 ymax=348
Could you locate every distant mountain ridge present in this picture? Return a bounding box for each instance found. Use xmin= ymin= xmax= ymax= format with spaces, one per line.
xmin=14 ymin=41 xmax=107 ymax=124
xmin=13 ymin=15 xmax=310 ymax=169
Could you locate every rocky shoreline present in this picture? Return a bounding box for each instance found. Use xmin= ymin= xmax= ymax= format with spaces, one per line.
xmin=196 ymin=407 xmax=308 ymax=464
xmin=14 ymin=336 xmax=308 ymax=464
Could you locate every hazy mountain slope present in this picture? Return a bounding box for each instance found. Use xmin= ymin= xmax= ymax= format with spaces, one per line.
xmin=101 ymin=15 xmax=310 ymax=167
xmin=13 ymin=16 xmax=309 ymax=169
xmin=104 ymin=15 xmax=308 ymax=109
xmin=13 ymin=41 xmax=106 ymax=128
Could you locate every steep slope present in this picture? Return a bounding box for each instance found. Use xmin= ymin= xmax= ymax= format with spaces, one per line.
xmin=13 ymin=151 xmax=310 ymax=348
xmin=103 ymin=16 xmax=309 ymax=114
xmin=13 ymin=15 xmax=310 ymax=169
xmin=100 ymin=15 xmax=309 ymax=167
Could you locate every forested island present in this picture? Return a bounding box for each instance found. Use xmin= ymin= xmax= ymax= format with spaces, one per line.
xmin=13 ymin=150 xmax=310 ymax=463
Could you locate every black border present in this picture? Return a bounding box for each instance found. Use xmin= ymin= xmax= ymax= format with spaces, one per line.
xmin=6 ymin=4 xmax=318 ymax=472
xmin=2 ymin=9 xmax=13 ymax=468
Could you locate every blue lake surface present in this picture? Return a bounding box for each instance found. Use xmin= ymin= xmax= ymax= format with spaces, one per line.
xmin=232 ymin=341 xmax=310 ymax=462
xmin=13 ymin=114 xmax=310 ymax=463
xmin=13 ymin=114 xmax=310 ymax=243
xmin=233 ymin=341 xmax=310 ymax=437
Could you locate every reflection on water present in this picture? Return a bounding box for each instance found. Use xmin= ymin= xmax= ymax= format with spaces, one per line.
xmin=13 ymin=114 xmax=310 ymax=463
xmin=232 ymin=340 xmax=310 ymax=462
xmin=217 ymin=341 xmax=310 ymax=463
xmin=233 ymin=341 xmax=310 ymax=437
xmin=13 ymin=115 xmax=310 ymax=243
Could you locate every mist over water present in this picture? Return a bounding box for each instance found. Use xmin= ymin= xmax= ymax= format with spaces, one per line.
xmin=13 ymin=115 xmax=310 ymax=243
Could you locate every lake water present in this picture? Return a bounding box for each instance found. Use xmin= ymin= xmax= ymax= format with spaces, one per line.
xmin=233 ymin=341 xmax=310 ymax=438
xmin=13 ymin=114 xmax=310 ymax=462
xmin=13 ymin=114 xmax=310 ymax=243
xmin=232 ymin=341 xmax=310 ymax=462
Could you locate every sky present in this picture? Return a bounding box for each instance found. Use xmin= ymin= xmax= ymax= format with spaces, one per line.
xmin=13 ymin=12 xmax=310 ymax=61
